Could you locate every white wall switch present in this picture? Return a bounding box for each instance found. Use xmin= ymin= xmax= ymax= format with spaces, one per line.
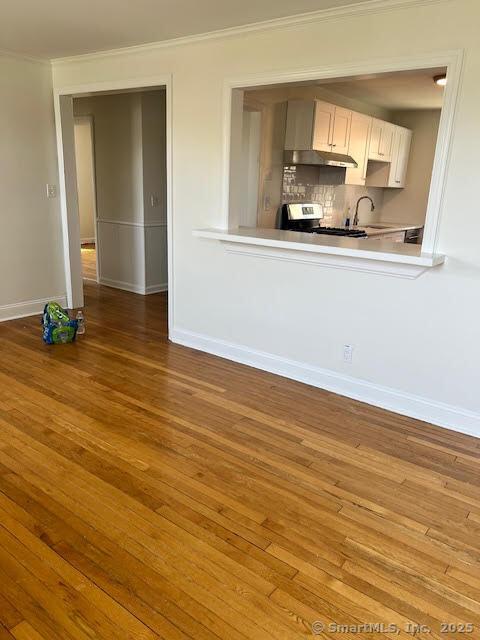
xmin=46 ymin=184 xmax=57 ymax=198
xmin=343 ymin=344 xmax=354 ymax=363
xmin=150 ymin=194 xmax=159 ymax=207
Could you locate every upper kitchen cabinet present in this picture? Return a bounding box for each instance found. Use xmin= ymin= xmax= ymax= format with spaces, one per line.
xmin=284 ymin=100 xmax=317 ymax=150
xmin=388 ymin=126 xmax=412 ymax=188
xmin=285 ymin=100 xmax=352 ymax=154
xmin=368 ymin=118 xmax=395 ymax=162
xmin=310 ymin=101 xmax=335 ymax=151
xmin=330 ymin=105 xmax=352 ymax=155
xmin=284 ymin=99 xmax=413 ymax=190
xmin=366 ymin=123 xmax=413 ymax=188
xmin=345 ymin=111 xmax=372 ymax=186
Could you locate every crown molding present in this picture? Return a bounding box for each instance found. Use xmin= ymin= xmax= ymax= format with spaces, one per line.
xmin=52 ymin=0 xmax=450 ymax=65
xmin=0 ymin=47 xmax=49 ymax=66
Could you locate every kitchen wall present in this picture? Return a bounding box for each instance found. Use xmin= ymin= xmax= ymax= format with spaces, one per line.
xmin=381 ymin=109 xmax=442 ymax=225
xmin=244 ymin=84 xmax=392 ymax=228
xmin=73 ymin=117 xmax=96 ymax=243
xmin=53 ymin=0 xmax=480 ymax=436
xmin=73 ymin=90 xmax=167 ymax=293
xmin=282 ymin=164 xmax=383 ymax=227
xmin=0 ymin=53 xmax=65 ymax=320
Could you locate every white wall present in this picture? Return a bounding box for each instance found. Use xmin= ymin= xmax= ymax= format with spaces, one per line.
xmin=381 ymin=109 xmax=441 ymax=225
xmin=74 ymin=117 xmax=96 ymax=243
xmin=73 ymin=90 xmax=167 ymax=293
xmin=0 ymin=54 xmax=65 ymax=320
xmin=53 ymin=0 xmax=480 ymax=436
xmin=74 ymin=93 xmax=144 ymax=223
xmin=141 ymin=90 xmax=168 ymax=291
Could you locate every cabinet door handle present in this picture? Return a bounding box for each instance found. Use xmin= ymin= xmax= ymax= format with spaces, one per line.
xmin=331 ymin=143 xmax=337 ymax=147
xmin=395 ymin=180 xmax=401 ymax=183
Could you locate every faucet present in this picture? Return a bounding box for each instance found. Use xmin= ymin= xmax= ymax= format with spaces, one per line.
xmin=353 ymin=196 xmax=375 ymax=227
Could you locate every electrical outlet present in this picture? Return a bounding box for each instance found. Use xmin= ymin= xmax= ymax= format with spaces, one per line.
xmin=46 ymin=184 xmax=57 ymax=199
xmin=150 ymin=194 xmax=159 ymax=207
xmin=343 ymin=344 xmax=354 ymax=364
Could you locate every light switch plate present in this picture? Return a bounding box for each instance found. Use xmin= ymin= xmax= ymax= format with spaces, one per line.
xmin=343 ymin=344 xmax=354 ymax=364
xmin=46 ymin=184 xmax=57 ymax=199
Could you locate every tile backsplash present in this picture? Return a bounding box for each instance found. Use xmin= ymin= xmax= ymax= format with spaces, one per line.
xmin=282 ymin=165 xmax=384 ymax=227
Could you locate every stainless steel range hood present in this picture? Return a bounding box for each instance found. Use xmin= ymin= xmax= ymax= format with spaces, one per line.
xmin=284 ymin=149 xmax=358 ymax=168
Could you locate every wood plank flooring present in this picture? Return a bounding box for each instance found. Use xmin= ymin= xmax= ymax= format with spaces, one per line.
xmin=81 ymin=244 xmax=96 ymax=282
xmin=0 ymin=282 xmax=479 ymax=639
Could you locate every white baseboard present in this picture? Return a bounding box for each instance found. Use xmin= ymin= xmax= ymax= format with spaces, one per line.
xmin=0 ymin=295 xmax=68 ymax=322
xmin=170 ymin=327 xmax=480 ymax=440
xmin=145 ymin=283 xmax=168 ymax=294
xmin=98 ymin=278 xmax=167 ymax=295
xmin=99 ymin=277 xmax=145 ymax=294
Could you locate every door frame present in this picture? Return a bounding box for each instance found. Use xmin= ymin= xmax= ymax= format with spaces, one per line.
xmin=74 ymin=114 xmax=99 ymax=282
xmin=241 ymin=109 xmax=262 ymax=227
xmin=53 ymin=74 xmax=173 ymax=332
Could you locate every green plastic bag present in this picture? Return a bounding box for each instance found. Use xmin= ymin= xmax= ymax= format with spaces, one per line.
xmin=42 ymin=302 xmax=78 ymax=344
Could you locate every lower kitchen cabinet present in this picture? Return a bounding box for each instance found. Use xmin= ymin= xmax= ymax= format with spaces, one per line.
xmin=367 ymin=231 xmax=407 ymax=242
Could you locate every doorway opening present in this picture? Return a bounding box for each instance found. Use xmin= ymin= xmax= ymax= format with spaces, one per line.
xmin=55 ymin=77 xmax=172 ymax=330
xmin=72 ymin=88 xmax=167 ymax=296
xmin=73 ymin=115 xmax=98 ymax=282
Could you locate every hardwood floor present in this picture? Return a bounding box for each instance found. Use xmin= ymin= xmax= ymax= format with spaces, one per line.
xmin=0 ymin=282 xmax=479 ymax=639
xmin=81 ymin=244 xmax=96 ymax=282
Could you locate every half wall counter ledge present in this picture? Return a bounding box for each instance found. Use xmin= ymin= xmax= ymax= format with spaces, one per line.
xmin=193 ymin=227 xmax=445 ymax=280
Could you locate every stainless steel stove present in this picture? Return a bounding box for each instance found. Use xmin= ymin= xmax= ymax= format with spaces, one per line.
xmin=279 ymin=203 xmax=367 ymax=238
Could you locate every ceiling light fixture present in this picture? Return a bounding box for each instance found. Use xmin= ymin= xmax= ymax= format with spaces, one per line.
xmin=434 ymin=74 xmax=447 ymax=86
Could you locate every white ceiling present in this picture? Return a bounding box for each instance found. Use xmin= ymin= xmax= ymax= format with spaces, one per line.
xmin=324 ymin=69 xmax=446 ymax=110
xmin=1 ymin=0 xmax=371 ymax=60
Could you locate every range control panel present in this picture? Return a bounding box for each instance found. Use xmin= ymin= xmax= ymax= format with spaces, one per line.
xmin=286 ymin=203 xmax=324 ymax=221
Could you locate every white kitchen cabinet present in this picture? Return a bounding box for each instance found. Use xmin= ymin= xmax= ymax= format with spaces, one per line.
xmin=368 ymin=118 xmax=395 ymax=162
xmin=285 ymin=100 xmax=352 ymax=154
xmin=330 ymin=106 xmax=352 ymax=155
xmin=345 ymin=112 xmax=372 ymax=186
xmin=367 ymin=231 xmax=406 ymax=242
xmin=311 ymin=101 xmax=335 ymax=151
xmin=284 ymin=101 xmax=412 ymax=190
xmin=388 ymin=126 xmax=412 ymax=188
xmin=284 ymin=100 xmax=316 ymax=150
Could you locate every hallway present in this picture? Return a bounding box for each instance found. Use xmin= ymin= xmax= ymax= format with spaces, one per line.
xmin=81 ymin=243 xmax=96 ymax=281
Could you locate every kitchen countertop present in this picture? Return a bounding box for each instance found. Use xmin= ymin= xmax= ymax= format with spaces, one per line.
xmin=194 ymin=226 xmax=444 ymax=270
xmin=357 ymin=222 xmax=422 ymax=237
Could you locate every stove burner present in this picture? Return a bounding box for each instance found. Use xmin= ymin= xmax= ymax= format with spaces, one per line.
xmin=305 ymin=226 xmax=367 ymax=238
